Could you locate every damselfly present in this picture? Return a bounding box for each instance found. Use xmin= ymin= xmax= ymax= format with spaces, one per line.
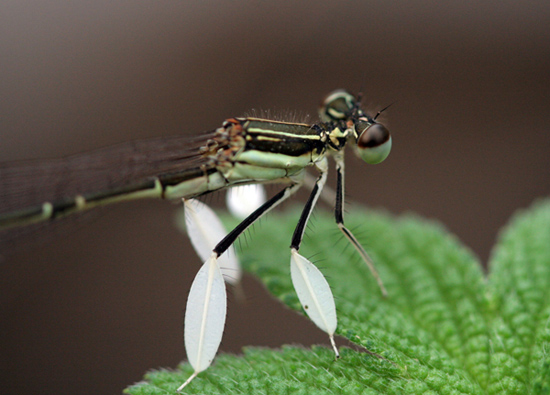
xmin=0 ymin=90 xmax=392 ymax=391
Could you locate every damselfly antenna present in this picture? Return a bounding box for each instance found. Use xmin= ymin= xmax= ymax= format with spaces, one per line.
xmin=355 ymin=91 xmax=364 ymax=107
xmin=374 ymin=102 xmax=394 ymax=121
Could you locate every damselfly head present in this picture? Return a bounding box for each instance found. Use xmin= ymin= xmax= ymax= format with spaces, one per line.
xmin=353 ymin=119 xmax=392 ymax=164
xmin=320 ymin=89 xmax=392 ymax=164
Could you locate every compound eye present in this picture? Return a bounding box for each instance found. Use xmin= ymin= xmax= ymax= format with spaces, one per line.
xmin=355 ymin=123 xmax=392 ymax=164
xmin=319 ymin=90 xmax=356 ymax=122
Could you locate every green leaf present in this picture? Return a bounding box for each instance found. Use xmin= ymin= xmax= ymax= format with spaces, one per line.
xmin=126 ymin=200 xmax=550 ymax=395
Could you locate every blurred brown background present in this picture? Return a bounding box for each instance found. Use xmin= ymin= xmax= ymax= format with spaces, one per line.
xmin=1 ymin=1 xmax=549 ymax=394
